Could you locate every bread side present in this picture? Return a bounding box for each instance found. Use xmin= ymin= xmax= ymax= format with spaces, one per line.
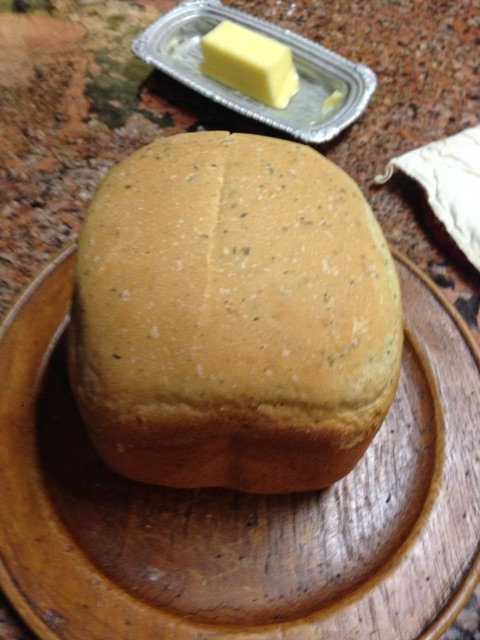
xmin=68 ymin=131 xmax=403 ymax=493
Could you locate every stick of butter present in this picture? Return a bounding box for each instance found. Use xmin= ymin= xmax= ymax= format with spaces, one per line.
xmin=200 ymin=20 xmax=299 ymax=109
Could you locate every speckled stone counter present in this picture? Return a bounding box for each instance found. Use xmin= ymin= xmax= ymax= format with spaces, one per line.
xmin=0 ymin=0 xmax=479 ymax=638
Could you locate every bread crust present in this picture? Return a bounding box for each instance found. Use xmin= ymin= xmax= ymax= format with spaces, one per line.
xmin=68 ymin=131 xmax=403 ymax=493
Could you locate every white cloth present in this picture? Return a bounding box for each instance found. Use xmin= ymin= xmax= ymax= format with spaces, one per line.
xmin=375 ymin=126 xmax=480 ymax=272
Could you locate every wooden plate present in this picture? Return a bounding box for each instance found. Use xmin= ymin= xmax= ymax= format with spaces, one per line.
xmin=0 ymin=245 xmax=479 ymax=640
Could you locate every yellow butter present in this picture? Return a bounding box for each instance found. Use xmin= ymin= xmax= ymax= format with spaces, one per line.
xmin=200 ymin=20 xmax=299 ymax=109
xmin=321 ymin=89 xmax=344 ymax=116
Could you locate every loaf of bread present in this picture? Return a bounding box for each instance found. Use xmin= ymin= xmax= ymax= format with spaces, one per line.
xmin=68 ymin=131 xmax=403 ymax=493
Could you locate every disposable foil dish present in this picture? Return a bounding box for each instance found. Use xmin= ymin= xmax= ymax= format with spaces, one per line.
xmin=131 ymin=0 xmax=377 ymax=144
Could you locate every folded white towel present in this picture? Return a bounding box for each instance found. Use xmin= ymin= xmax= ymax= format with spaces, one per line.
xmin=375 ymin=126 xmax=480 ymax=272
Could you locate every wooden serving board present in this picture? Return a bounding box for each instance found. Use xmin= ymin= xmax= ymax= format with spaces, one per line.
xmin=0 ymin=245 xmax=479 ymax=640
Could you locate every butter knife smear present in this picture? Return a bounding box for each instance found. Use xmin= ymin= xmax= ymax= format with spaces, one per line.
xmin=375 ymin=126 xmax=480 ymax=272
xmin=200 ymin=20 xmax=299 ymax=109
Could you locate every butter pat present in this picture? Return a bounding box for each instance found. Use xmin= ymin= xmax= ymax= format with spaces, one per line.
xmin=200 ymin=20 xmax=299 ymax=109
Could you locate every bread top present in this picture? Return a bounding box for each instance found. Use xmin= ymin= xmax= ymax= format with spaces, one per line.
xmin=72 ymin=131 xmax=402 ymax=433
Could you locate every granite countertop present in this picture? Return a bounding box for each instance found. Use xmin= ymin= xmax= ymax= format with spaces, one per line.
xmin=0 ymin=0 xmax=479 ymax=638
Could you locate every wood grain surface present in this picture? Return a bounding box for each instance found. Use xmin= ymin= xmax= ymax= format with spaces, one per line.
xmin=0 ymin=246 xmax=479 ymax=640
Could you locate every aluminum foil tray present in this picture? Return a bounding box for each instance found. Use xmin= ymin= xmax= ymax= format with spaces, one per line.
xmin=131 ymin=0 xmax=377 ymax=144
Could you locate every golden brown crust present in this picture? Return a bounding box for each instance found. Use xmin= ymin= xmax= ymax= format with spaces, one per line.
xmin=68 ymin=131 xmax=403 ymax=493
